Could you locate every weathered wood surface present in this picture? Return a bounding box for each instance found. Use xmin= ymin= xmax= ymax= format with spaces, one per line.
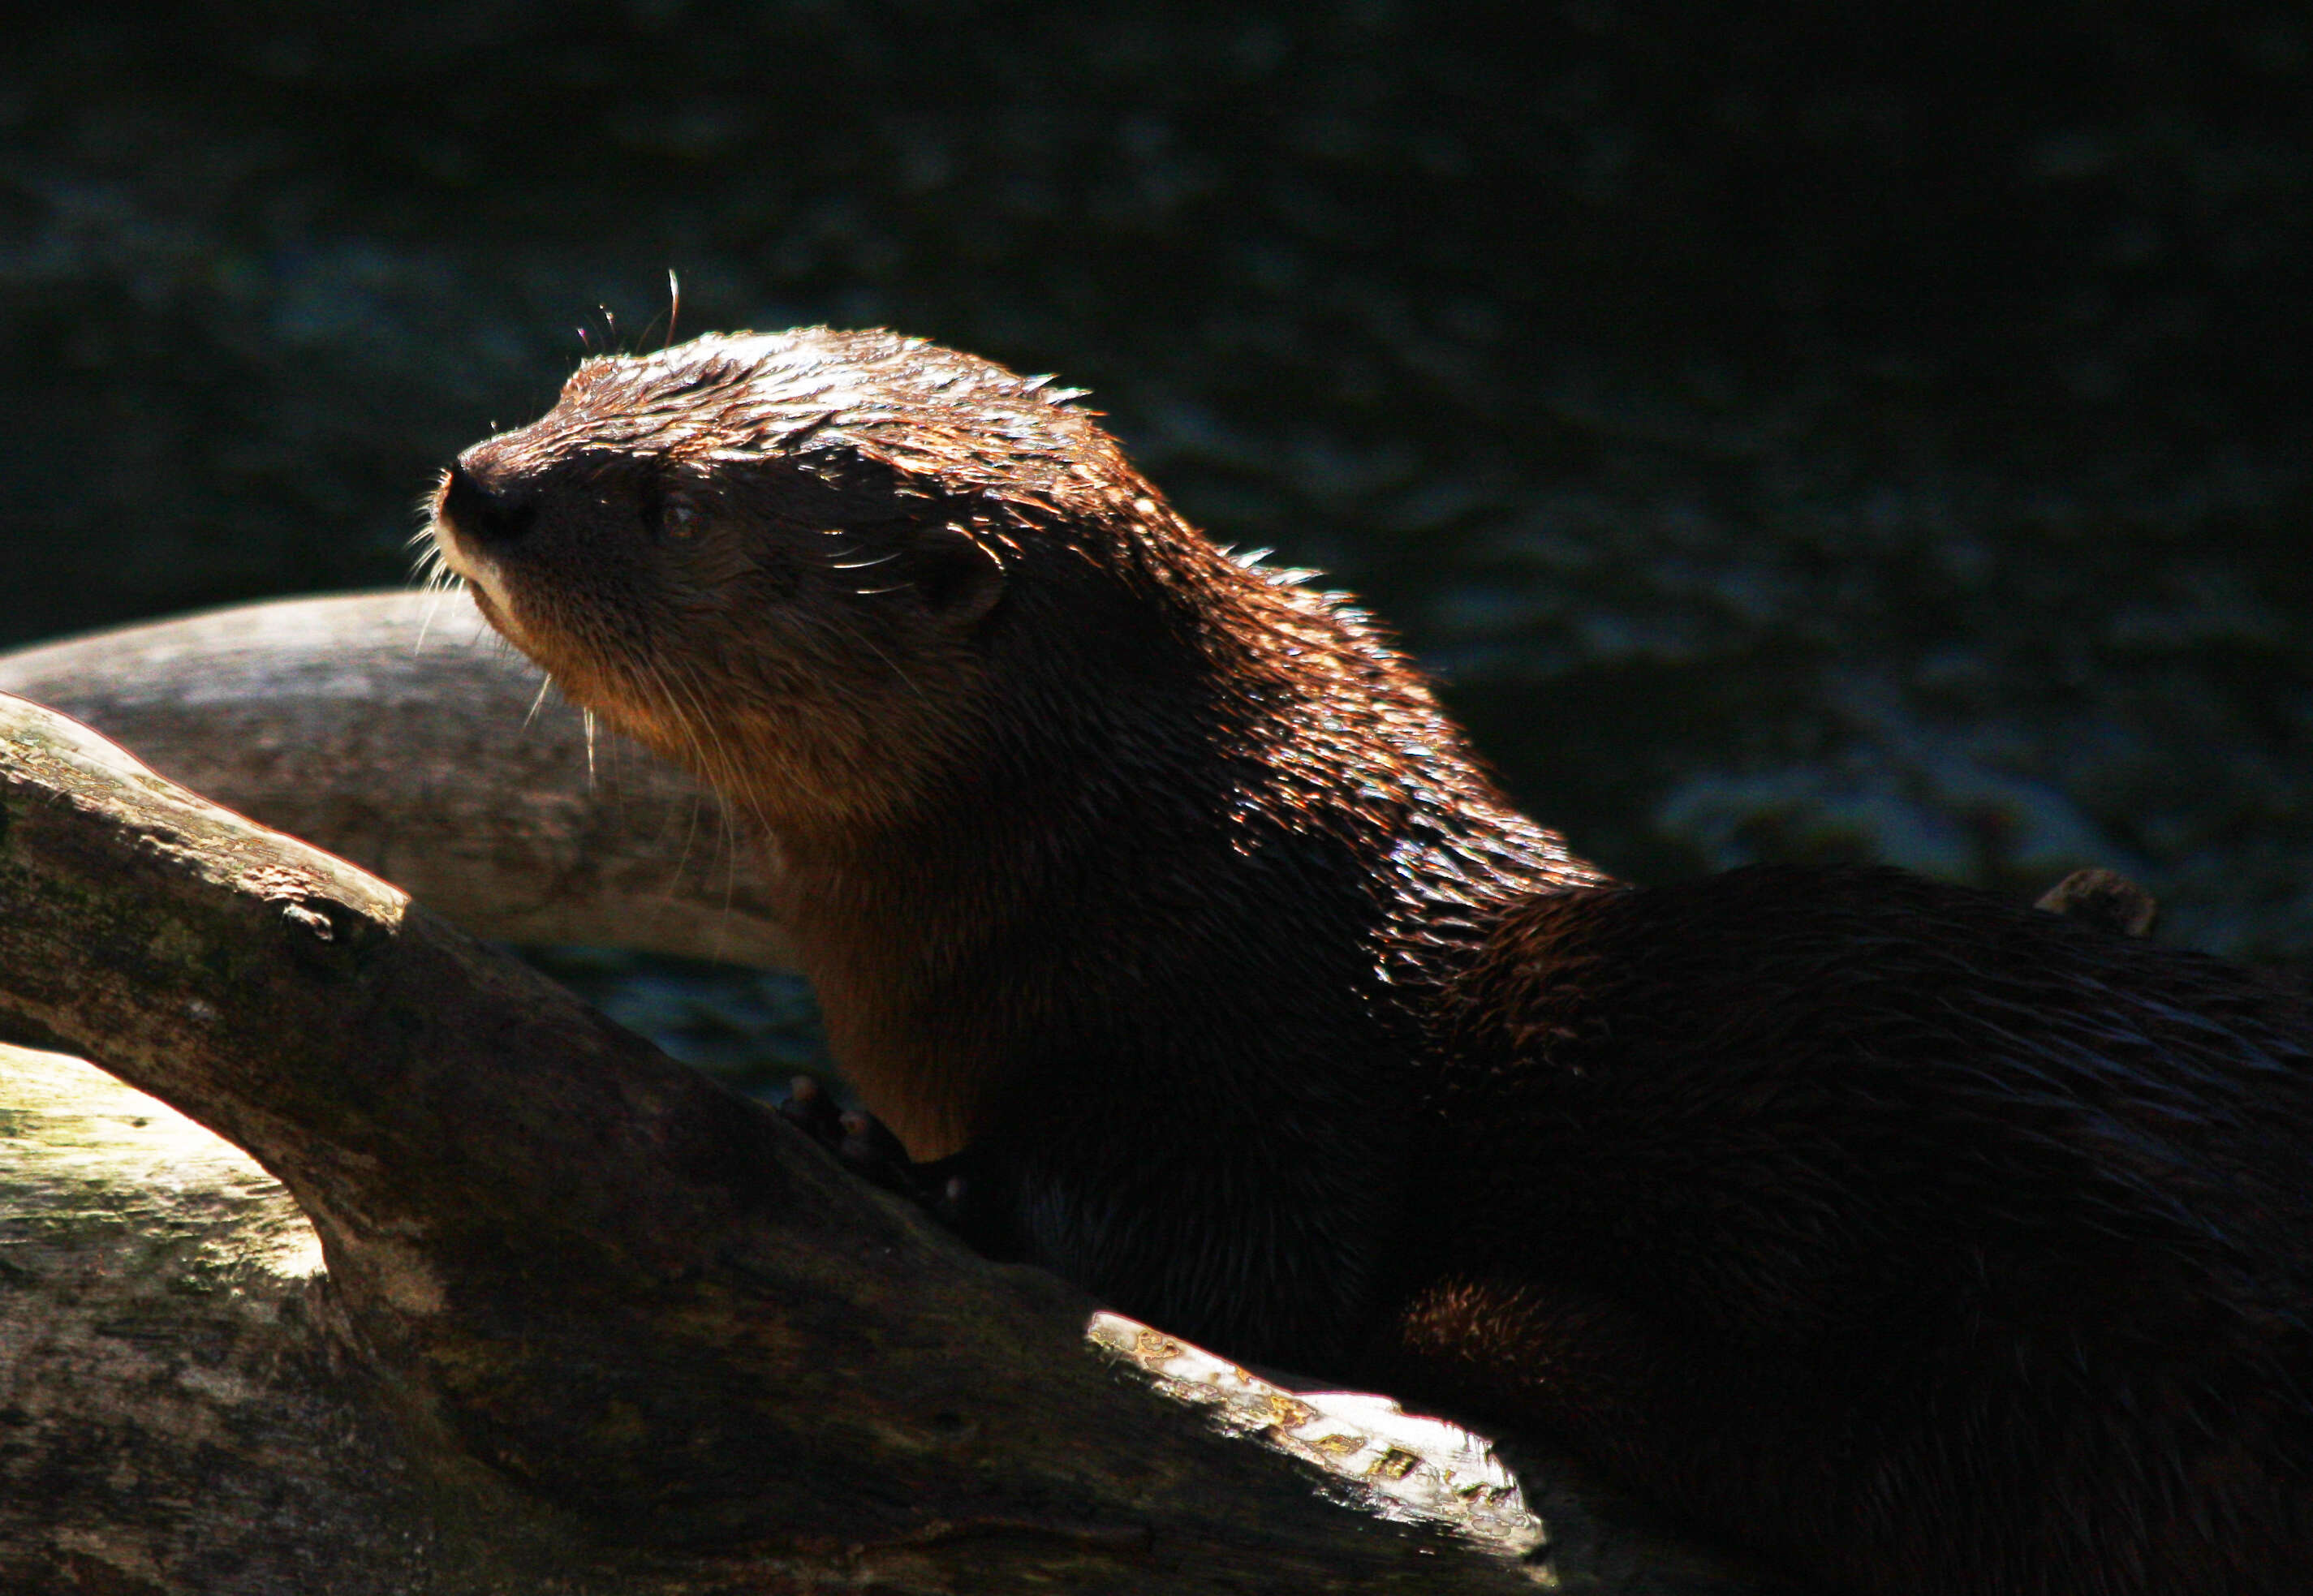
xmin=0 ymin=1045 xmax=439 ymax=1595
xmin=0 ymin=590 xmax=791 ymax=970
xmin=18 ymin=1038 xmax=1746 ymax=1594
xmin=0 ymin=604 xmax=1795 ymax=1594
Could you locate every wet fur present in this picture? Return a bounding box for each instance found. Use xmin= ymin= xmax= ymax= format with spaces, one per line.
xmin=1402 ymin=866 xmax=2313 ymax=1592
xmin=436 ymin=329 xmax=2313 ymax=1594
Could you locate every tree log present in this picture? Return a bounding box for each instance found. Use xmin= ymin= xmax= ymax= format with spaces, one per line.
xmin=0 ymin=591 xmax=790 ymax=969
xmin=0 ymin=600 xmax=1794 ymax=1593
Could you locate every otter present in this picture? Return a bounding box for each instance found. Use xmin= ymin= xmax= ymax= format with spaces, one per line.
xmin=431 ymin=329 xmax=2313 ymax=1594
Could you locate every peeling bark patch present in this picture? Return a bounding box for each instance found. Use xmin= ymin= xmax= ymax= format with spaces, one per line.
xmin=239 ymin=865 xmax=340 ymax=942
xmin=1086 ymin=1310 xmax=1547 ymax=1559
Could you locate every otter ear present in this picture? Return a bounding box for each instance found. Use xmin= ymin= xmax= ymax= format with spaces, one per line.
xmin=913 ymin=524 xmax=1006 ymax=626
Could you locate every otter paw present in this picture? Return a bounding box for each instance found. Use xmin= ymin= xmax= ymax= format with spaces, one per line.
xmin=776 ymin=1078 xmax=1006 ymax=1249
xmin=777 ymin=1076 xmax=916 ymax=1194
xmin=2035 ymin=867 xmax=2159 ymax=938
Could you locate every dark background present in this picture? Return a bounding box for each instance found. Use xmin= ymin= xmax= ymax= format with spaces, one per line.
xmin=2 ymin=2 xmax=2306 ymax=1030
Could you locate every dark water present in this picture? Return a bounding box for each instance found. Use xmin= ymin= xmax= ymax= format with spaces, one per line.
xmin=522 ymin=947 xmax=831 ymax=1099
xmin=2 ymin=2 xmax=2307 ymax=1029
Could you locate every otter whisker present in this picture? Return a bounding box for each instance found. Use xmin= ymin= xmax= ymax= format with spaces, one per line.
xmin=413 ymin=583 xmax=450 ymax=656
xmin=662 ymin=656 xmax=770 ymax=840
xmin=636 ymin=660 xmax=710 ymax=889
xmin=523 ymin=670 xmax=555 ymax=729
xmin=631 ymin=653 xmax=765 ymax=929
xmin=407 ymin=540 xmax=462 ymax=656
xmin=661 ymin=657 xmax=760 ymax=928
xmin=851 ymin=630 xmax=925 ymax=702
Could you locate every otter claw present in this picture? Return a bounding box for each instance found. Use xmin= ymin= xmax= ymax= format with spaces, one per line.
xmin=777 ymin=1077 xmax=931 ymax=1202
xmin=776 ymin=1073 xmax=844 ymax=1144
xmin=834 ymin=1107 xmax=914 ymax=1185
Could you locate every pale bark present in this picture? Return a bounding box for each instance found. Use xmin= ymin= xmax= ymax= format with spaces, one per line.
xmin=0 ymin=591 xmax=790 ymax=969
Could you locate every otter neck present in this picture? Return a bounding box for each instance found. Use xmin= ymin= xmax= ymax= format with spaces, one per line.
xmin=752 ymin=620 xmax=1598 ymax=1162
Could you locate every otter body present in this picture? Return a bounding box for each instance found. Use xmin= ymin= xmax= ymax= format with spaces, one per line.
xmin=1411 ymin=865 xmax=2313 ymax=1591
xmin=433 ymin=329 xmax=2313 ymax=1594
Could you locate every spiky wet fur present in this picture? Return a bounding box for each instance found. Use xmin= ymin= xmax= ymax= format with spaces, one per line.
xmin=436 ymin=329 xmax=2313 ymax=1594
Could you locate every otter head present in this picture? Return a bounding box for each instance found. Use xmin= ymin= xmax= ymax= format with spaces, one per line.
xmin=430 ymin=329 xmax=1175 ymax=836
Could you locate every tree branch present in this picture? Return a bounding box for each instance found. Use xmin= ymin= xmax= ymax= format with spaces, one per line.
xmin=0 ymin=688 xmax=1622 ymax=1593
xmin=0 ymin=591 xmax=790 ymax=968
xmin=0 ymin=600 xmax=1794 ymax=1591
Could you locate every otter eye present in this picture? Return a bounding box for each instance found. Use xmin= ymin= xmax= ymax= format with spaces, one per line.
xmin=662 ymin=501 xmax=698 ymax=540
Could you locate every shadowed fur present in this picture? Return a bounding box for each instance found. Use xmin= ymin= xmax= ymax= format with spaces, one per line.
xmin=434 ymin=328 xmax=2313 ymax=1594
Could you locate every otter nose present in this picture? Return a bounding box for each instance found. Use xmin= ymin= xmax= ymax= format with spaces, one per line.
xmin=439 ymin=458 xmax=537 ymax=548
